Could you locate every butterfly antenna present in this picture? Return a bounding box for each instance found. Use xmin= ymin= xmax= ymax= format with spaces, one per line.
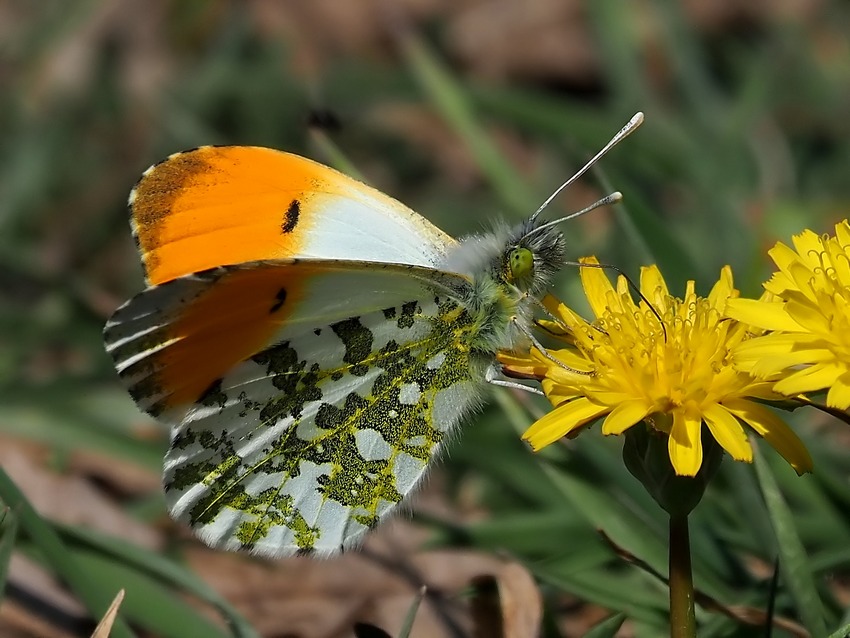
xmin=530 ymin=112 xmax=644 ymax=223
xmin=524 ymin=191 xmax=622 ymax=241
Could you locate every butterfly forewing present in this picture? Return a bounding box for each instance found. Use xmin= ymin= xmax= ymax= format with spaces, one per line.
xmin=106 ymin=260 xmax=465 ymax=420
xmin=130 ymin=146 xmax=456 ymax=285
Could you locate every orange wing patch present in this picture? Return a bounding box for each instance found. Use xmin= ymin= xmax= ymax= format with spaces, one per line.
xmin=131 ymin=146 xmax=329 ymax=286
xmin=115 ymin=265 xmax=307 ymax=416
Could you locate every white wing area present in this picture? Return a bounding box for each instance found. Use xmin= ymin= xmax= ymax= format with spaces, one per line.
xmin=299 ymin=188 xmax=456 ymax=267
xmin=105 ymin=260 xmax=485 ymax=556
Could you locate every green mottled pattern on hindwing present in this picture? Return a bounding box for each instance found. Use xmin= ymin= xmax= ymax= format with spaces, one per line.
xmin=164 ymin=293 xmax=479 ymax=553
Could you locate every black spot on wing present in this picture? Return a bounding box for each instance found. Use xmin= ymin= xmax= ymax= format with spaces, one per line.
xmin=282 ymin=199 xmax=300 ymax=233
xmin=269 ymin=287 xmax=287 ymax=313
xmin=397 ymin=301 xmax=418 ymax=329
xmin=331 ymin=317 xmax=373 ymax=377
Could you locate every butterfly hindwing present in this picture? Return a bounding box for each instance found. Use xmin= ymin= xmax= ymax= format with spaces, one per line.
xmin=166 ymin=293 xmax=483 ymax=556
xmin=130 ymin=146 xmax=457 ymax=285
xmin=106 ymin=260 xmax=485 ymax=556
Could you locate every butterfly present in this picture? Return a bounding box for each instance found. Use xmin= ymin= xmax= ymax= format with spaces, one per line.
xmin=104 ymin=114 xmax=642 ymax=557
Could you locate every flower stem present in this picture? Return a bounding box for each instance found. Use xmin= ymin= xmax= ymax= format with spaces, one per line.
xmin=669 ymin=514 xmax=696 ymax=637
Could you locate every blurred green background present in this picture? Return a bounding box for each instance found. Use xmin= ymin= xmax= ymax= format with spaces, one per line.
xmin=1 ymin=1 xmax=849 ymax=637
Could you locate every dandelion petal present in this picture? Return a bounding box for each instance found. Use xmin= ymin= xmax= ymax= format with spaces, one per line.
xmin=640 ymin=265 xmax=669 ymax=307
xmin=775 ymin=363 xmax=844 ymax=395
xmin=725 ymin=298 xmax=800 ymax=331
xmin=523 ymin=398 xmax=609 ymax=451
xmin=724 ymin=398 xmax=813 ymax=475
xmin=602 ymin=399 xmax=651 ymax=435
xmin=835 ymin=219 xmax=850 ymax=247
xmin=580 ymin=259 xmax=616 ymax=319
xmin=826 ymin=371 xmax=850 ymax=410
xmin=785 ymin=299 xmax=830 ymax=334
xmin=668 ymin=410 xmax=703 ymax=476
xmin=703 ymin=404 xmax=752 ymax=462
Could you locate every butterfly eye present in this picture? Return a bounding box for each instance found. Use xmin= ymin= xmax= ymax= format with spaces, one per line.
xmin=508 ymin=247 xmax=534 ymax=283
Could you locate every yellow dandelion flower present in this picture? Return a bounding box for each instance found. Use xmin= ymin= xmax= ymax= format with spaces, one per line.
xmin=726 ymin=219 xmax=850 ymax=410
xmin=499 ymin=259 xmax=813 ymax=477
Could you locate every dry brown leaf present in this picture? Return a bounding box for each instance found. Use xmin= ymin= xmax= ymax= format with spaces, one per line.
xmin=7 ymin=554 xmax=84 ymax=617
xmin=0 ymin=438 xmax=162 ymax=550
xmin=557 ymin=598 xmax=619 ymax=638
xmin=468 ymin=561 xmax=542 ymax=638
xmin=186 ymin=535 xmax=455 ymax=636
xmin=90 ymin=589 xmax=125 ymax=638
xmin=247 ymin=0 xmax=600 ymax=84
xmin=0 ymin=602 xmax=78 ymax=638
xmin=187 ymin=511 xmax=551 ymax=637
xmin=69 ymin=449 xmax=160 ymax=496
xmin=493 ymin=562 xmax=542 ymax=638
xmin=0 ymin=553 xmax=86 ymax=638
xmin=365 ymin=103 xmax=481 ymax=188
xmin=247 ymin=0 xmax=450 ymax=74
xmin=22 ymin=0 xmax=173 ymax=105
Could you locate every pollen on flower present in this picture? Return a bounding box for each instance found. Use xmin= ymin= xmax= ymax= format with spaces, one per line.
xmin=499 ymin=257 xmax=813 ymax=477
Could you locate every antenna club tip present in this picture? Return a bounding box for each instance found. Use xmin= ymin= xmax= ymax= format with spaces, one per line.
xmin=611 ymin=191 xmax=623 ymax=202
xmin=632 ymin=112 xmax=645 ymax=124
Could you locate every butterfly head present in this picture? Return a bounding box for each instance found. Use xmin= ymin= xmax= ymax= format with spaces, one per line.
xmin=495 ymin=111 xmax=644 ymax=297
xmin=502 ymin=219 xmax=567 ymax=297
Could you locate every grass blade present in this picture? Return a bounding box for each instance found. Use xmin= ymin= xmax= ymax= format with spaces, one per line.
xmin=0 ymin=506 xmax=18 ymax=600
xmin=401 ymin=34 xmax=534 ymax=215
xmin=308 ymin=128 xmax=366 ymax=181
xmin=753 ymin=438 xmax=828 ymax=636
xmin=0 ymin=467 xmax=136 ymax=638
xmin=91 ymin=589 xmax=125 ymax=638
xmin=584 ymin=612 xmax=627 ymax=638
xmin=74 ymin=547 xmax=230 ymax=638
xmin=397 ymin=585 xmax=426 ymax=638
xmin=58 ymin=524 xmax=260 ymax=638
xmin=827 ymin=623 xmax=850 ymax=638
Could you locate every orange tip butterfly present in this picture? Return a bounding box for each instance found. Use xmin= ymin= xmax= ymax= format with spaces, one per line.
xmin=104 ymin=113 xmax=643 ymax=557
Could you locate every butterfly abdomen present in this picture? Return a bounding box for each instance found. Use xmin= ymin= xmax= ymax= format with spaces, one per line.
xmin=457 ymin=275 xmax=526 ymax=355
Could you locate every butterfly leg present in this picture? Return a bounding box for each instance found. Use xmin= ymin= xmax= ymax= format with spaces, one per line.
xmin=529 ymin=294 xmax=609 ymax=338
xmin=484 ymin=365 xmax=544 ymax=396
xmin=511 ymin=317 xmax=594 ymax=376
